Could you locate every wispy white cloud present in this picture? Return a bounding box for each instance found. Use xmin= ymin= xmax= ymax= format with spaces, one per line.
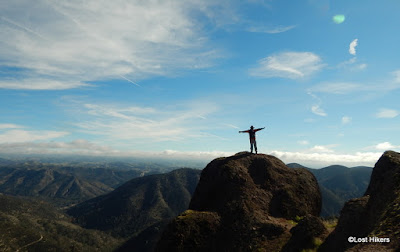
xmin=311 ymin=105 xmax=327 ymax=116
xmin=118 ymin=75 xmax=141 ymax=87
xmin=0 ymin=0 xmax=231 ymax=90
xmin=309 ymin=82 xmax=362 ymax=94
xmin=249 ymin=52 xmax=324 ymax=79
xmin=355 ymin=63 xmax=367 ymax=71
xmin=349 ymin=39 xmax=358 ymax=55
xmin=0 ymin=124 xmax=24 ymax=130
xmin=71 ymin=101 xmax=220 ymax=143
xmin=297 ymin=140 xmax=309 ymax=145
xmin=337 ymin=56 xmax=367 ymax=72
xmin=247 ymin=24 xmax=296 ymax=34
xmin=0 ymin=129 xmax=69 ymax=143
xmin=0 ymin=140 xmax=114 ymax=156
xmin=308 ymin=92 xmax=327 ymax=117
xmin=221 ymin=123 xmax=240 ymax=129
xmin=342 ymin=116 xmax=352 ymax=124
xmin=375 ymin=142 xmax=397 ymax=150
xmin=309 ymin=145 xmax=335 ymax=153
xmin=393 ymin=70 xmax=400 ymax=83
xmin=310 ymin=69 xmax=400 ymax=95
xmin=375 ymin=108 xmax=399 ymax=118
xmin=0 ymin=79 xmax=91 ymax=90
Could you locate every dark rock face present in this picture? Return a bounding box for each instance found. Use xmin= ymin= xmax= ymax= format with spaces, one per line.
xmin=156 ymin=152 xmax=322 ymax=251
xmin=282 ymin=215 xmax=328 ymax=252
xmin=190 ymin=152 xmax=321 ymax=218
xmin=320 ymin=151 xmax=400 ymax=252
xmin=155 ymin=210 xmax=221 ymax=251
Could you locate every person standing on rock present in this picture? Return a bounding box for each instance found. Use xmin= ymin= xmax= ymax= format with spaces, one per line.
xmin=239 ymin=126 xmax=265 ymax=154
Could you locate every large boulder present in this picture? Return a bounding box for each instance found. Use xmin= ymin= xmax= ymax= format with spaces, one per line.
xmin=157 ymin=152 xmax=322 ymax=251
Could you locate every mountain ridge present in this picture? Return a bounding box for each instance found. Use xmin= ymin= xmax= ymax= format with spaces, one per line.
xmin=288 ymin=163 xmax=373 ymax=217
xmin=0 ymin=166 xmax=144 ymax=206
xmin=67 ymin=168 xmax=201 ymax=238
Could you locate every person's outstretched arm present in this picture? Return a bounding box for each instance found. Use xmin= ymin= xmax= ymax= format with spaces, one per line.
xmin=255 ymin=127 xmax=265 ymax=132
xmin=239 ymin=130 xmax=249 ymax=133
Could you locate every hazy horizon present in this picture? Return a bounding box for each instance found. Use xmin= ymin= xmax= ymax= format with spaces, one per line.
xmin=0 ymin=150 xmax=379 ymax=169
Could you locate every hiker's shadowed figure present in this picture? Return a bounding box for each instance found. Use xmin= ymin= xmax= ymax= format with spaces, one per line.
xmin=239 ymin=126 xmax=265 ymax=154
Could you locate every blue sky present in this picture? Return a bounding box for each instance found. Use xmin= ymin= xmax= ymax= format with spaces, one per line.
xmin=0 ymin=0 xmax=399 ymax=167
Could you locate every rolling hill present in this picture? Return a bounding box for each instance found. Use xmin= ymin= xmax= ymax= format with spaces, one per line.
xmin=0 ymin=165 xmax=144 ymax=207
xmin=67 ymin=168 xmax=201 ymax=238
xmin=0 ymin=193 xmax=122 ymax=251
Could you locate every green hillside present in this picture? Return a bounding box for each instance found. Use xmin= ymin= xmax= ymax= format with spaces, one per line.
xmin=0 ymin=194 xmax=121 ymax=251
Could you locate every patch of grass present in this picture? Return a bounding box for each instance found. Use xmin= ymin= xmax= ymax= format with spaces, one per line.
xmin=177 ymin=209 xmax=196 ymax=219
xmin=322 ymin=217 xmax=338 ymax=230
xmin=313 ymin=237 xmax=323 ymax=248
xmin=287 ymin=215 xmax=304 ymax=226
xmin=294 ymin=215 xmax=304 ymax=222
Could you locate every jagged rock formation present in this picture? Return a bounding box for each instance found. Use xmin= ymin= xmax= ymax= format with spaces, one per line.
xmin=67 ymin=168 xmax=201 ymax=238
xmin=156 ymin=152 xmax=322 ymax=251
xmin=320 ymin=151 xmax=400 ymax=252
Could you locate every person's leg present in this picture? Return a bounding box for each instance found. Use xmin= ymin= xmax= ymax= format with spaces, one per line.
xmin=250 ymin=142 xmax=253 ymax=153
xmin=254 ymin=141 xmax=258 ymax=154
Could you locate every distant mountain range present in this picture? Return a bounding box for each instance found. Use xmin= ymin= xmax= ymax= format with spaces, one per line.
xmin=287 ymin=163 xmax=372 ymax=217
xmin=0 ymin=165 xmax=145 ymax=206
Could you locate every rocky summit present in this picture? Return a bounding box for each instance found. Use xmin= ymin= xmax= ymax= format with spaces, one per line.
xmin=156 ymin=152 xmax=323 ymax=251
xmin=320 ymin=151 xmax=400 ymax=252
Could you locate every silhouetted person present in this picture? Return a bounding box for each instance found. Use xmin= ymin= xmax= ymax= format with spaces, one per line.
xmin=239 ymin=125 xmax=265 ymax=154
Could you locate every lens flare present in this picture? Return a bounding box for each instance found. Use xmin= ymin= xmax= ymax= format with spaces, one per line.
xmin=333 ymin=15 xmax=345 ymax=24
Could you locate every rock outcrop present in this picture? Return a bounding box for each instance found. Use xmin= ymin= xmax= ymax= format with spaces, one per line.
xmin=282 ymin=214 xmax=327 ymax=252
xmin=320 ymin=150 xmax=400 ymax=252
xmin=156 ymin=152 xmax=322 ymax=251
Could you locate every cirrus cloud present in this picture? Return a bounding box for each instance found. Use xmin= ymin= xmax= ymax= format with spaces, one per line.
xmin=249 ymin=51 xmax=324 ymax=79
xmin=311 ymin=105 xmax=327 ymax=117
xmin=342 ymin=116 xmax=352 ymax=124
xmin=0 ymin=0 xmax=231 ymax=90
xmin=0 ymin=129 xmax=69 ymax=143
xmin=375 ymin=108 xmax=399 ymax=118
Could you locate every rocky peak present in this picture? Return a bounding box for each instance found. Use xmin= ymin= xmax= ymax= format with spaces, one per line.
xmin=156 ymin=152 xmax=322 ymax=251
xmin=190 ymin=152 xmax=321 ymax=219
